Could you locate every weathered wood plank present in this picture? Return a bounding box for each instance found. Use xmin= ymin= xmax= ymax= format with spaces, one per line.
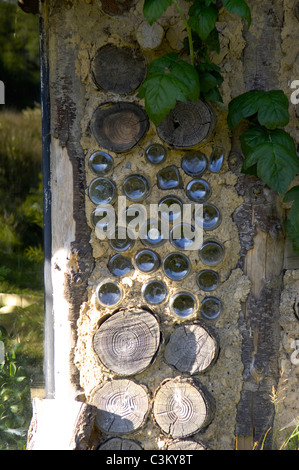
xmin=27 ymin=399 xmax=96 ymax=450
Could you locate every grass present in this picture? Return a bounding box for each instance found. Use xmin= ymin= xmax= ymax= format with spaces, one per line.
xmin=0 ymin=105 xmax=44 ymax=450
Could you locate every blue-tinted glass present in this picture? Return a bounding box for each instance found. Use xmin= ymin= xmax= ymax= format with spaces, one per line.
xmin=170 ymin=223 xmax=197 ymax=250
xmin=142 ymin=280 xmax=168 ymax=305
xmin=157 ymin=166 xmax=182 ymax=190
xmin=163 ymin=252 xmax=190 ymax=280
xmin=196 ymin=270 xmax=219 ymax=291
xmin=145 ymin=144 xmax=167 ymax=165
xmin=181 ymin=151 xmax=207 ymax=176
xmin=194 ymin=203 xmax=221 ymax=230
xmin=122 ymin=174 xmax=150 ymax=202
xmin=89 ymin=151 xmax=113 ymax=175
xmin=96 ymin=280 xmax=122 ymax=306
xmin=208 ymin=147 xmax=224 ymax=173
xmin=169 ymin=292 xmax=197 ymax=318
xmin=108 ymin=254 xmax=134 ymax=277
xmin=185 ymin=179 xmax=210 ymax=203
xmin=199 ymin=240 xmax=224 ymax=265
xmin=200 ymin=296 xmax=222 ymax=320
xmin=134 ymin=249 xmax=160 ymax=273
xmin=88 ymin=177 xmax=116 ymax=205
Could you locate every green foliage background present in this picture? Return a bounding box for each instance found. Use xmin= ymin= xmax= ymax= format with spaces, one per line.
xmin=0 ymin=0 xmax=43 ymax=450
xmin=0 ymin=0 xmax=40 ymax=109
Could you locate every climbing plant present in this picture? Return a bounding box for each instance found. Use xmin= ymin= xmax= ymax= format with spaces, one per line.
xmin=140 ymin=0 xmax=299 ymax=253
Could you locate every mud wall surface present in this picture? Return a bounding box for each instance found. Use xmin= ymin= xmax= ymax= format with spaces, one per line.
xmin=43 ymin=0 xmax=299 ymax=450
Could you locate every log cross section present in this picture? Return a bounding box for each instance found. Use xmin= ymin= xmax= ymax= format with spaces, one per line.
xmin=164 ymin=324 xmax=218 ymax=374
xmin=153 ymin=379 xmax=212 ymax=438
xmin=92 ymin=379 xmax=149 ymax=434
xmin=93 ymin=308 xmax=160 ymax=376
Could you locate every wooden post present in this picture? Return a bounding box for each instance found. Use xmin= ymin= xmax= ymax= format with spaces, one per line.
xmin=23 ymin=0 xmax=298 ymax=451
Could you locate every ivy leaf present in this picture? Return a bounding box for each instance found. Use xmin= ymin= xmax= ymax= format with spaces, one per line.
xmin=198 ymin=72 xmax=219 ymax=92
xmin=222 ymin=0 xmax=251 ymax=27
xmin=143 ymin=0 xmax=172 ymax=25
xmin=202 ymin=86 xmax=223 ymax=103
xmin=285 ymin=219 xmax=299 ymax=255
xmin=241 ymin=127 xmax=297 ymax=163
xmin=139 ymin=53 xmax=200 ymax=125
xmin=284 ymin=186 xmax=299 ymax=231
xmin=227 ymin=90 xmax=264 ymax=129
xmin=188 ymin=1 xmax=218 ymax=40
xmin=256 ymin=90 xmax=290 ymax=129
xmin=228 ymin=90 xmax=290 ymax=130
xmin=242 ymin=141 xmax=299 ymax=195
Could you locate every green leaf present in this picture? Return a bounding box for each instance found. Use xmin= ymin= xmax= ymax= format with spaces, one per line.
xmin=284 ymin=186 xmax=299 ymax=231
xmin=222 ymin=0 xmax=251 ymax=26
xmin=139 ymin=53 xmax=200 ymax=125
xmin=256 ymin=90 xmax=290 ymax=129
xmin=241 ymin=127 xmax=298 ymax=165
xmin=227 ymin=90 xmax=264 ymax=129
xmin=242 ymin=141 xmax=299 ymax=195
xmin=198 ymin=72 xmax=218 ymax=92
xmin=202 ymin=86 xmax=223 ymax=103
xmin=143 ymin=0 xmax=172 ymax=25
xmin=228 ymin=90 xmax=290 ymax=130
xmin=285 ymin=219 xmax=299 ymax=255
xmin=188 ymin=1 xmax=218 ymax=40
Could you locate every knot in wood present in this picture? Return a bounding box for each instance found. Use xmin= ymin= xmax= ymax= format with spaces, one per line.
xmin=157 ymin=100 xmax=216 ymax=148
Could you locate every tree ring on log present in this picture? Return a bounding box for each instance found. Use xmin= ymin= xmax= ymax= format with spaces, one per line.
xmin=164 ymin=323 xmax=219 ymax=374
xmin=98 ymin=437 xmax=143 ymax=450
xmin=166 ymin=439 xmax=208 ymax=450
xmin=93 ymin=308 xmax=161 ymax=375
xmin=92 ymin=379 xmax=149 ymax=434
xmin=90 ymin=102 xmax=149 ymax=153
xmin=92 ymin=44 xmax=147 ymax=94
xmin=157 ymin=100 xmax=216 ymax=148
xmin=153 ymin=379 xmax=211 ymax=438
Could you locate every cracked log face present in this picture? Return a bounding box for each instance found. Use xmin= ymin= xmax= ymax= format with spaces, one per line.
xmin=92 ymin=379 xmax=149 ymax=434
xmin=90 ymin=102 xmax=149 ymax=153
xmin=153 ymin=379 xmax=213 ymax=438
xmin=157 ymin=100 xmax=216 ymax=148
xmin=98 ymin=437 xmax=143 ymax=450
xmin=164 ymin=323 xmax=218 ymax=374
xmin=93 ymin=308 xmax=160 ymax=376
xmin=92 ymin=45 xmax=147 ymax=95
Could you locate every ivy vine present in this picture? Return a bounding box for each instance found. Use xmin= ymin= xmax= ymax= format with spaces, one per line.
xmin=140 ymin=0 xmax=299 ymax=254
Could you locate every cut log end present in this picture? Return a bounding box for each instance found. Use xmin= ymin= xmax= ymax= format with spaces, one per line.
xmin=93 ymin=307 xmax=161 ymax=376
xmin=153 ymin=379 xmax=212 ymax=438
xmin=167 ymin=439 xmax=208 ymax=450
xmin=91 ymin=102 xmax=149 ymax=153
xmin=92 ymin=45 xmax=147 ymax=94
xmin=92 ymin=379 xmax=149 ymax=434
xmin=157 ymin=100 xmax=216 ymax=148
xmin=98 ymin=437 xmax=143 ymax=450
xmin=164 ymin=324 xmax=219 ymax=374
